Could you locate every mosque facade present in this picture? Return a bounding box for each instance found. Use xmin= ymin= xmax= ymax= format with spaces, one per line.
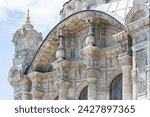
xmin=9 ymin=0 xmax=150 ymax=100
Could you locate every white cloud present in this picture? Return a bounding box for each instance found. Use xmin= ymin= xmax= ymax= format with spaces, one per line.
xmin=0 ymin=0 xmax=68 ymax=37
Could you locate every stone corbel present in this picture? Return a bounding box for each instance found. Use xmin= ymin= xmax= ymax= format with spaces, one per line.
xmin=52 ymin=60 xmax=71 ymax=80
xmin=118 ymin=55 xmax=132 ymax=66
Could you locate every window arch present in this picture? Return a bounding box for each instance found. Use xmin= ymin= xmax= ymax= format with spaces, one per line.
xmin=131 ymin=10 xmax=146 ymax=22
xmin=110 ymin=74 xmax=122 ymax=100
xmin=79 ymin=86 xmax=88 ymax=100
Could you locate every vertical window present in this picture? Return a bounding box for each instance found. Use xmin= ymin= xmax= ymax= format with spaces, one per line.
xmin=110 ymin=74 xmax=122 ymax=100
xmin=79 ymin=86 xmax=88 ymax=100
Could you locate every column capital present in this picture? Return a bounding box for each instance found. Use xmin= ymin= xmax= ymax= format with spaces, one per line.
xmin=27 ymin=71 xmax=42 ymax=82
xmin=81 ymin=46 xmax=100 ymax=58
xmin=52 ymin=59 xmax=71 ymax=80
xmin=118 ymin=55 xmax=132 ymax=66
xmin=113 ymin=31 xmax=132 ymax=56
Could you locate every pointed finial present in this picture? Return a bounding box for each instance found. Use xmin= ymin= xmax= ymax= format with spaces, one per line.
xmin=26 ymin=9 xmax=30 ymax=22
xmin=22 ymin=9 xmax=33 ymax=29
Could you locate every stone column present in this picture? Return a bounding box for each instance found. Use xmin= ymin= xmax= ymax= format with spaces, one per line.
xmin=146 ymin=32 xmax=150 ymax=99
xmin=81 ymin=19 xmax=100 ymax=100
xmin=87 ymin=77 xmax=97 ymax=100
xmin=28 ymin=72 xmax=43 ymax=100
xmin=115 ymin=31 xmax=133 ymax=100
xmin=52 ymin=29 xmax=71 ymax=100
xmin=21 ymin=77 xmax=31 ymax=100
xmin=119 ymin=55 xmax=132 ymax=100
xmin=55 ymin=80 xmax=70 ymax=100
xmin=131 ymin=50 xmax=137 ymax=100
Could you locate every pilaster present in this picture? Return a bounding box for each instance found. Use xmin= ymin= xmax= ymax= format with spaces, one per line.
xmin=20 ymin=76 xmax=31 ymax=100
xmin=52 ymin=30 xmax=71 ymax=100
xmin=81 ymin=19 xmax=100 ymax=100
xmin=28 ymin=72 xmax=43 ymax=100
xmin=114 ymin=31 xmax=133 ymax=100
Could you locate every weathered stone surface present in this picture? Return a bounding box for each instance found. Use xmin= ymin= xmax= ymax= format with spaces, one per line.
xmin=9 ymin=0 xmax=150 ymax=100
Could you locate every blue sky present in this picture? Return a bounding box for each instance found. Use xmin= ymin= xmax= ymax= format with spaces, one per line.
xmin=0 ymin=0 xmax=67 ymax=100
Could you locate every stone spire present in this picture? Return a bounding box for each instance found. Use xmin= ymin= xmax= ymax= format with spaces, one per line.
xmin=22 ymin=9 xmax=33 ymax=29
xmin=26 ymin=9 xmax=30 ymax=23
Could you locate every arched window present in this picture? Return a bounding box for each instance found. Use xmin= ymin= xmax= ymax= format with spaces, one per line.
xmin=110 ymin=74 xmax=122 ymax=100
xmin=79 ymin=86 xmax=88 ymax=100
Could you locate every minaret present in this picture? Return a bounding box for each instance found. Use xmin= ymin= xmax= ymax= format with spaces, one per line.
xmin=8 ymin=10 xmax=43 ymax=100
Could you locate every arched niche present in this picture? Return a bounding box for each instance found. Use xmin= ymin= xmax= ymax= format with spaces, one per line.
xmin=131 ymin=10 xmax=146 ymax=22
xmin=75 ymin=81 xmax=88 ymax=99
xmin=110 ymin=74 xmax=122 ymax=100
xmin=79 ymin=85 xmax=88 ymax=100
xmin=125 ymin=3 xmax=148 ymax=25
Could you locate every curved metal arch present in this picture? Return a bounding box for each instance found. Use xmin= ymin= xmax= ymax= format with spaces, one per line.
xmin=28 ymin=10 xmax=126 ymax=73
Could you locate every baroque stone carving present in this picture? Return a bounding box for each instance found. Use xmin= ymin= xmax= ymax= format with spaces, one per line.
xmin=136 ymin=49 xmax=147 ymax=96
